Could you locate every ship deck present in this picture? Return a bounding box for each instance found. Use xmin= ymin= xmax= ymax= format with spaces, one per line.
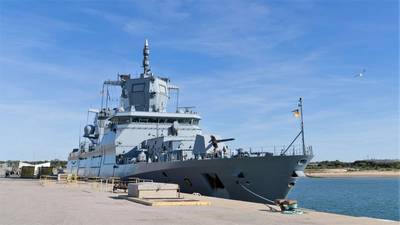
xmin=0 ymin=178 xmax=396 ymax=225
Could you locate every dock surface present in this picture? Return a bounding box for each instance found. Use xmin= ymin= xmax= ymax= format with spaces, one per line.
xmin=0 ymin=178 xmax=396 ymax=225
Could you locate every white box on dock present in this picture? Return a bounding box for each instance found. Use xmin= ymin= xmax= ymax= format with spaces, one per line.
xmin=58 ymin=174 xmax=68 ymax=181
xmin=128 ymin=182 xmax=179 ymax=199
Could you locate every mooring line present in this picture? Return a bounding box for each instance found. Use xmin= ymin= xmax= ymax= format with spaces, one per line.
xmin=238 ymin=182 xmax=275 ymax=205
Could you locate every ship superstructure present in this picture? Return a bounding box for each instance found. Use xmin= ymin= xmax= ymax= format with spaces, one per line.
xmin=67 ymin=40 xmax=313 ymax=203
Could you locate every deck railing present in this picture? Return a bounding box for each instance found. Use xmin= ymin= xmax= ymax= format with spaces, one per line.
xmin=231 ymin=144 xmax=313 ymax=157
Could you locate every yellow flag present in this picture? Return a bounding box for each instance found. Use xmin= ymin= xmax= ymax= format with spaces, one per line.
xmin=292 ymin=109 xmax=300 ymax=118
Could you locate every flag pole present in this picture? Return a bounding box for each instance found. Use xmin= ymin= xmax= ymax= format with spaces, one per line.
xmin=281 ymin=98 xmax=306 ymax=156
xmin=299 ymin=98 xmax=306 ymax=155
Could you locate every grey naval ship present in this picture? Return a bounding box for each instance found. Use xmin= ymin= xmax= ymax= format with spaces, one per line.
xmin=67 ymin=40 xmax=314 ymax=203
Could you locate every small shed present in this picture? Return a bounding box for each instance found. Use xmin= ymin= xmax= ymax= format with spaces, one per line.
xmin=20 ymin=166 xmax=35 ymax=178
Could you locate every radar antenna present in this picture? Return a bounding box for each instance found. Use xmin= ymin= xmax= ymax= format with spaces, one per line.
xmin=142 ymin=39 xmax=152 ymax=77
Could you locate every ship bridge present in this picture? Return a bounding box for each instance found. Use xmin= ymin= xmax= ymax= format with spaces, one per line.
xmin=103 ymin=39 xmax=182 ymax=114
xmin=76 ymin=40 xmax=204 ymax=159
xmin=110 ymin=112 xmax=200 ymax=126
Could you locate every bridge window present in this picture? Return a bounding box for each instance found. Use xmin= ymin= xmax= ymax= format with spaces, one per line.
xmin=114 ymin=116 xmax=199 ymax=125
xmin=138 ymin=118 xmax=149 ymax=123
xmin=117 ymin=116 xmax=131 ymax=124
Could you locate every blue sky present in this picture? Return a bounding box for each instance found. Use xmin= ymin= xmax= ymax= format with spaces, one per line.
xmin=0 ymin=0 xmax=398 ymax=161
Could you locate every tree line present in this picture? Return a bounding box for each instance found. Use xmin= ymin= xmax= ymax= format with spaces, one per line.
xmin=307 ymin=160 xmax=400 ymax=170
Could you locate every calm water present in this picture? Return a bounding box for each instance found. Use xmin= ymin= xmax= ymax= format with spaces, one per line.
xmin=288 ymin=177 xmax=400 ymax=221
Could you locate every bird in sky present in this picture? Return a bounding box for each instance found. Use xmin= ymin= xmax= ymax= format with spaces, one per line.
xmin=354 ymin=69 xmax=366 ymax=78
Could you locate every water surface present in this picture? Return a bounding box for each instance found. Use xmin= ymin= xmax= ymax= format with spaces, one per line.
xmin=288 ymin=177 xmax=400 ymax=221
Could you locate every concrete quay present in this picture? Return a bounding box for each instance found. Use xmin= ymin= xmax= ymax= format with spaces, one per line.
xmin=0 ymin=178 xmax=396 ymax=225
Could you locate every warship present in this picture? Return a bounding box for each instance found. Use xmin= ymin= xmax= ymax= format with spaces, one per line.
xmin=67 ymin=40 xmax=314 ymax=203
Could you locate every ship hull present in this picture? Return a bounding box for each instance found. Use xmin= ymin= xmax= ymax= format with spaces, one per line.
xmin=69 ymin=154 xmax=312 ymax=203
xmin=131 ymin=155 xmax=311 ymax=202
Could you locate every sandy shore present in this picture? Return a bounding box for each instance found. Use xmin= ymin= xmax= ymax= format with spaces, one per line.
xmin=305 ymin=169 xmax=400 ymax=178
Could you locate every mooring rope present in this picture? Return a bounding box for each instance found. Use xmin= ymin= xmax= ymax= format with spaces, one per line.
xmin=238 ymin=182 xmax=275 ymax=205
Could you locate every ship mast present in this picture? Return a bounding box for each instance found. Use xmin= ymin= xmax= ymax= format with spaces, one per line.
xmin=141 ymin=39 xmax=152 ymax=78
xmin=281 ymin=97 xmax=307 ymax=156
xmin=299 ymin=98 xmax=306 ymax=155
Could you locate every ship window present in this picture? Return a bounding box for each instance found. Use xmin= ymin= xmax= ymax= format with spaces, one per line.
xmin=139 ymin=118 xmax=148 ymax=123
xmin=117 ymin=116 xmax=131 ymax=124
xmin=130 ymin=117 xmax=198 ymax=125
xmin=148 ymin=118 xmax=158 ymax=123
xmin=132 ymin=83 xmax=145 ymax=92
xmin=176 ymin=118 xmax=198 ymax=125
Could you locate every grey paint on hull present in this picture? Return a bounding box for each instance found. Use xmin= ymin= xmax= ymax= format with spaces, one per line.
xmin=124 ymin=155 xmax=311 ymax=203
